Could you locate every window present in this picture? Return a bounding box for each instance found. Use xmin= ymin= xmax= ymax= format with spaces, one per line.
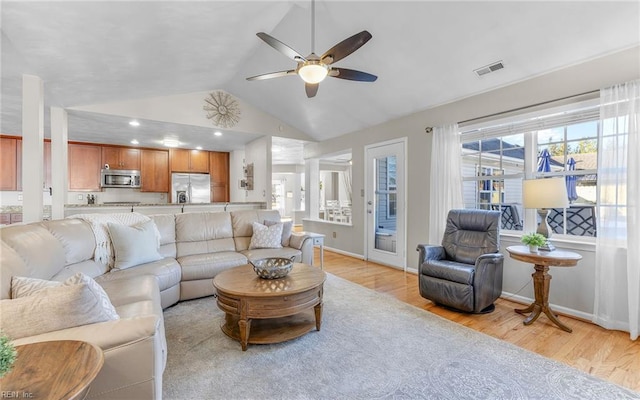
xmin=387 ymin=157 xmax=397 ymax=218
xmin=461 ymin=100 xmax=600 ymax=238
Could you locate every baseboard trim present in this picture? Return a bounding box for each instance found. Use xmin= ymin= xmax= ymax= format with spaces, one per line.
xmin=500 ymin=292 xmax=594 ymax=322
xmin=323 ymin=246 xmax=364 ymax=260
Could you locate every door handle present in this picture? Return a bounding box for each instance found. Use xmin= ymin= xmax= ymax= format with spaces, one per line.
xmin=367 ymin=210 xmax=372 ymax=214
xmin=367 ymin=201 xmax=372 ymax=205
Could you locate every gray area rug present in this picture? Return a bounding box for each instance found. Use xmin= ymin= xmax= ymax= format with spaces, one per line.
xmin=163 ymin=274 xmax=639 ymax=399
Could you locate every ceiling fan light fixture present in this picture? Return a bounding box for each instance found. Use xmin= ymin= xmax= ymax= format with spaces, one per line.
xmin=298 ymin=63 xmax=328 ymax=84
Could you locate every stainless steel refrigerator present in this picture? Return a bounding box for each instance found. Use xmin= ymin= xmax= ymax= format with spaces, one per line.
xmin=171 ymin=173 xmax=211 ymax=203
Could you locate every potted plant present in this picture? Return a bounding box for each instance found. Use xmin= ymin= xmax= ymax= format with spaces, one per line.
xmin=0 ymin=331 xmax=17 ymax=378
xmin=521 ymin=232 xmax=546 ymax=252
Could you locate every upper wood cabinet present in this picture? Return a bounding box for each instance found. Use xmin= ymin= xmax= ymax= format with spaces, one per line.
xmin=170 ymin=149 xmax=209 ymax=173
xmin=0 ymin=137 xmax=18 ymax=190
xmin=209 ymin=151 xmax=229 ymax=202
xmin=140 ymin=149 xmax=169 ymax=193
xmin=102 ymin=146 xmax=140 ymax=170
xmin=69 ymin=143 xmax=102 ymax=191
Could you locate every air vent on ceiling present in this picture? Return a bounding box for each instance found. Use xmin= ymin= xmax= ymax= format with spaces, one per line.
xmin=474 ymin=61 xmax=504 ymax=77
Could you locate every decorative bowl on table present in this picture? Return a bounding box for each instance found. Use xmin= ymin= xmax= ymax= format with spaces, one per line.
xmin=249 ymin=257 xmax=295 ymax=279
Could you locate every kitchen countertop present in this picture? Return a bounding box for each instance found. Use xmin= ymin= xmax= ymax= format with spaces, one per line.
xmin=1 ymin=202 xmax=265 ymax=212
xmin=64 ymin=202 xmax=266 ymax=208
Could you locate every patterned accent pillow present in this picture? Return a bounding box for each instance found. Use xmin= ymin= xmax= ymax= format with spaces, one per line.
xmin=249 ymin=221 xmax=283 ymax=249
xmin=107 ymin=220 xmax=163 ymax=270
xmin=0 ymin=282 xmax=119 ymax=340
xmin=11 ymin=273 xmax=119 ymax=321
xmin=11 ymin=276 xmax=60 ymax=298
xmin=264 ymin=219 xmax=293 ymax=247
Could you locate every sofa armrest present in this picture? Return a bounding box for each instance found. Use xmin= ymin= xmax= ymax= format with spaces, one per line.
xmin=289 ymin=233 xmax=310 ymax=250
xmin=416 ymin=244 xmax=446 ymax=264
xmin=11 ymin=315 xmax=161 ymax=350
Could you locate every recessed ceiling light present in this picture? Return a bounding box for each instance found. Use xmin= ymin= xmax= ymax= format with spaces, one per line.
xmin=163 ymin=139 xmax=180 ymax=148
xmin=129 ymin=120 xmax=140 ymax=127
xmin=214 ymin=131 xmax=222 ymax=137
xmin=196 ymin=146 xmax=202 ymax=150
xmin=130 ymin=139 xmax=139 ymax=145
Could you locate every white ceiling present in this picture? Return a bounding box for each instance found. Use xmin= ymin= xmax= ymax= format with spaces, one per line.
xmin=1 ymin=1 xmax=638 ymax=153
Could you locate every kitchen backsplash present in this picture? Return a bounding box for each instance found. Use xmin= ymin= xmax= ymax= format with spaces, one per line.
xmin=0 ymin=188 xmax=168 ymax=206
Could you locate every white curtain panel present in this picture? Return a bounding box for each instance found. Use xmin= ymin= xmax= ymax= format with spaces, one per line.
xmin=593 ymin=79 xmax=640 ymax=340
xmin=429 ymin=124 xmax=464 ymax=243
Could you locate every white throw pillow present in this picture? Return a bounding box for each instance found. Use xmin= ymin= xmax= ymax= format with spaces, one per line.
xmin=264 ymin=219 xmax=293 ymax=247
xmin=11 ymin=273 xmax=119 ymax=321
xmin=107 ymin=220 xmax=163 ymax=270
xmin=249 ymin=221 xmax=283 ymax=249
xmin=0 ymin=279 xmax=119 ymax=339
xmin=10 ymin=276 xmax=60 ymax=298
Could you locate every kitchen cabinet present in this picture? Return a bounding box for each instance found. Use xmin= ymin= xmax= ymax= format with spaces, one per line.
xmin=5 ymin=138 xmax=51 ymax=191
xmin=68 ymin=143 xmax=102 ymax=191
xmin=102 ymin=146 xmax=140 ymax=170
xmin=0 ymin=137 xmax=18 ymax=190
xmin=209 ymin=151 xmax=229 ymax=202
xmin=140 ymin=149 xmax=169 ymax=193
xmin=170 ymin=149 xmax=209 ymax=173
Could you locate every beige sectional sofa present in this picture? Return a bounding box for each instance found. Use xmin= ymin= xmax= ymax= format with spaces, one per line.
xmin=0 ymin=209 xmax=313 ymax=399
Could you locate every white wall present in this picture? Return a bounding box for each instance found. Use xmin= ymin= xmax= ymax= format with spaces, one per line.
xmin=303 ymin=46 xmax=639 ymax=318
xmin=229 ymin=149 xmax=246 ymax=202
xmin=244 ymin=136 xmax=271 ymax=205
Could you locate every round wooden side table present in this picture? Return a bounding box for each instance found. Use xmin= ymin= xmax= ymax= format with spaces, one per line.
xmin=506 ymin=245 xmax=582 ymax=333
xmin=0 ymin=340 xmax=104 ymax=400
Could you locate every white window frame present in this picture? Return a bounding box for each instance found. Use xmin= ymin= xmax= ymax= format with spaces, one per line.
xmin=460 ymin=98 xmax=601 ymax=244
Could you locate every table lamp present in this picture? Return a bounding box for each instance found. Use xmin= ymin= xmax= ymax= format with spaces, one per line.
xmin=522 ymin=177 xmax=569 ymax=251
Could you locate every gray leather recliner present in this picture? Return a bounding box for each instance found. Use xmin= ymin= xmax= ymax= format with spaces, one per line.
xmin=417 ymin=209 xmax=504 ymax=313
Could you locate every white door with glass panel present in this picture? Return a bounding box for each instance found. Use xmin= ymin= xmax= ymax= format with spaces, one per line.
xmin=365 ymin=140 xmax=406 ymax=269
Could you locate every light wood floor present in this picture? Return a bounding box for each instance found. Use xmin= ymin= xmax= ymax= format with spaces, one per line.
xmin=317 ymin=249 xmax=640 ymax=393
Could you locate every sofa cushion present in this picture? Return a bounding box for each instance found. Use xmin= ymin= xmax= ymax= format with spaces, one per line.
xmin=0 ymin=279 xmax=119 ymax=339
xmin=264 ymin=219 xmax=293 ymax=247
xmin=231 ymin=210 xmax=281 ymax=251
xmin=95 ymin=257 xmax=181 ymax=292
xmin=149 ymin=214 xmax=177 ymax=258
xmin=175 ymin=212 xmax=235 ymax=257
xmin=108 ymin=220 xmax=163 ymax=270
xmin=249 ymin=222 xmax=283 ymax=249
xmin=178 ymin=251 xmax=247 ymax=281
xmin=0 ymin=242 xmax=29 ymax=300
xmin=42 ymin=219 xmax=96 ymax=266
xmin=0 ymin=223 xmax=66 ymax=281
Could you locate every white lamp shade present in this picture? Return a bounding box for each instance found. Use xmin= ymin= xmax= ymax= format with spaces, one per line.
xmin=523 ymin=177 xmax=570 ymax=209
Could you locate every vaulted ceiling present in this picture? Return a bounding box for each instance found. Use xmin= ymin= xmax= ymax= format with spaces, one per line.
xmin=1 ymin=1 xmax=638 ymax=152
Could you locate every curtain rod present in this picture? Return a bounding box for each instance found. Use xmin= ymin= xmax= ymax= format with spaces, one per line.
xmin=458 ymin=89 xmax=600 ymax=126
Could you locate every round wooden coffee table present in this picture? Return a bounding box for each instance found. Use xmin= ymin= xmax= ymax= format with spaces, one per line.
xmin=213 ymin=263 xmax=326 ymax=351
xmin=0 ymin=340 xmax=104 ymax=399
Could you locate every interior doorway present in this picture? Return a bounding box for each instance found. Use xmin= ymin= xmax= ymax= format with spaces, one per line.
xmin=364 ymin=139 xmax=406 ymax=269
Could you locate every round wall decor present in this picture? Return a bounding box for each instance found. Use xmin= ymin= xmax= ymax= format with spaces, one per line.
xmin=203 ymin=91 xmax=241 ymax=128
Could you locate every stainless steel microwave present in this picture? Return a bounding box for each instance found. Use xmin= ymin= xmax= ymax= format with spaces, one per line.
xmin=100 ymin=169 xmax=141 ymax=188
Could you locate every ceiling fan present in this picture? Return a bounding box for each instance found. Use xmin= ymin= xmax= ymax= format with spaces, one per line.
xmin=246 ymin=0 xmax=377 ymax=98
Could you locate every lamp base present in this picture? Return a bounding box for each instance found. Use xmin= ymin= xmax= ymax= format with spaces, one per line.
xmin=539 ymin=240 xmax=556 ymax=252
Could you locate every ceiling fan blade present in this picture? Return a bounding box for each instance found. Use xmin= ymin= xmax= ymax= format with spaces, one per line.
xmin=321 ymin=30 xmax=372 ymax=65
xmin=305 ymin=83 xmax=319 ymax=98
xmin=329 ymin=68 xmax=377 ymax=82
xmin=256 ymin=32 xmax=306 ymax=62
xmin=246 ymin=70 xmax=296 ymax=81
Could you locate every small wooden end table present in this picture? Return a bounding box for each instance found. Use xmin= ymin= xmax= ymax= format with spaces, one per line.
xmin=213 ymin=263 xmax=326 ymax=351
xmin=0 ymin=340 xmax=104 ymax=399
xmin=506 ymin=245 xmax=582 ymax=332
